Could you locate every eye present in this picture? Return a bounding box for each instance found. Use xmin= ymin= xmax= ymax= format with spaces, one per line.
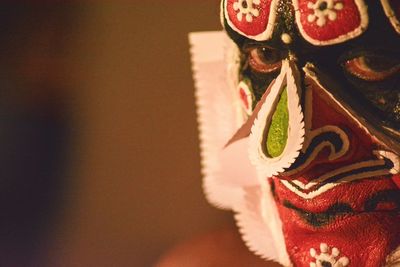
xmin=344 ymin=54 xmax=400 ymax=82
xmin=247 ymin=47 xmax=282 ymax=73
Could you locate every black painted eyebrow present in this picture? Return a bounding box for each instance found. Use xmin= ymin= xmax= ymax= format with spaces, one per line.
xmin=242 ymin=39 xmax=282 ymax=51
xmin=337 ymin=47 xmax=400 ymax=65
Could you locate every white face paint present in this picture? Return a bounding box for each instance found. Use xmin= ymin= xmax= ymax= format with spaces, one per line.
xmin=248 ymin=60 xmax=305 ymax=178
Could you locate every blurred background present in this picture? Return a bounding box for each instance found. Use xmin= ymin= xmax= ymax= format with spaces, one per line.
xmin=0 ymin=2 xmax=234 ymax=267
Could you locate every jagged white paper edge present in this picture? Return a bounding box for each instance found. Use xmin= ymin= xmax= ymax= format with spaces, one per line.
xmin=385 ymin=245 xmax=400 ymax=267
xmin=234 ymin=182 xmax=292 ymax=266
xmin=189 ymin=31 xmax=253 ymax=210
xmin=189 ymin=31 xmax=291 ymax=266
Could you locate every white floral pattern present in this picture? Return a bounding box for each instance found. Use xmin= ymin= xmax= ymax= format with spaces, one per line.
xmin=233 ymin=0 xmax=261 ymax=22
xmin=307 ymin=0 xmax=344 ymax=27
xmin=310 ymin=243 xmax=350 ymax=267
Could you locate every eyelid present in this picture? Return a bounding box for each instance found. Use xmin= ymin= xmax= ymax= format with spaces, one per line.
xmin=339 ymin=48 xmax=400 ymax=82
xmin=247 ymin=47 xmax=282 ymax=73
xmin=339 ymin=49 xmax=398 ymax=65
xmin=344 ymin=56 xmax=400 ymax=81
xmin=242 ymin=41 xmax=279 ymax=52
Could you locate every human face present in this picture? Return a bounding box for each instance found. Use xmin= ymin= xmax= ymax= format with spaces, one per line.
xmin=222 ymin=0 xmax=400 ymax=190
xmin=222 ymin=0 xmax=400 ymax=266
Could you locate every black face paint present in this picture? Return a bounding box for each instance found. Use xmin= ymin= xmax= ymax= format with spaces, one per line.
xmin=227 ymin=1 xmax=399 ymax=143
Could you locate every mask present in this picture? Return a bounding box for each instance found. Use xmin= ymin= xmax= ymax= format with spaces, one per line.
xmin=191 ymin=0 xmax=400 ymax=266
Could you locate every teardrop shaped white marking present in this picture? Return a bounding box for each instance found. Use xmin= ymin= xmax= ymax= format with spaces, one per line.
xmin=248 ymin=60 xmax=305 ymax=178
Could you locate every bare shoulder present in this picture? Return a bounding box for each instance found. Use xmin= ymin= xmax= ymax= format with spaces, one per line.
xmin=155 ymin=227 xmax=282 ymax=267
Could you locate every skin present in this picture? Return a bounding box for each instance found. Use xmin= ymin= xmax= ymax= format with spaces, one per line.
xmin=222 ymin=1 xmax=400 ymax=266
xmin=162 ymin=2 xmax=400 ymax=266
xmin=227 ymin=1 xmax=399 ymax=143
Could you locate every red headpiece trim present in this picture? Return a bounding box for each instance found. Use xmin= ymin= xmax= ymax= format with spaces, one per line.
xmin=292 ymin=0 xmax=369 ymax=45
xmin=224 ymin=0 xmax=279 ymax=41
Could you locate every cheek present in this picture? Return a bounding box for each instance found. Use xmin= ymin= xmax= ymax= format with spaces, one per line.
xmin=343 ymin=71 xmax=400 ymax=121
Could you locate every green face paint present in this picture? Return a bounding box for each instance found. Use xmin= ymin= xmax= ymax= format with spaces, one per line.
xmin=266 ymin=87 xmax=289 ymax=157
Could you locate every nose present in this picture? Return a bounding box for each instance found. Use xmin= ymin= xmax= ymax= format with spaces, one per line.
xmin=280 ymin=63 xmax=399 ymax=185
xmin=248 ymin=58 xmax=399 ymax=183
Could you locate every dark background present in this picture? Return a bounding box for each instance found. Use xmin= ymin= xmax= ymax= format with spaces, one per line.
xmin=0 ymin=2 xmax=233 ymax=267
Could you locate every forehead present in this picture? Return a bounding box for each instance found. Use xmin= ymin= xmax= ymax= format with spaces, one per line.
xmin=223 ymin=0 xmax=400 ymax=47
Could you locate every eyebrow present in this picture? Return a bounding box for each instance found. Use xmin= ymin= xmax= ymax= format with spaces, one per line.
xmin=242 ymin=40 xmax=280 ymax=51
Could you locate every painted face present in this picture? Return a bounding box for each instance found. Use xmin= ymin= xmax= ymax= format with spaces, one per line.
xmin=221 ymin=0 xmax=400 ymax=266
